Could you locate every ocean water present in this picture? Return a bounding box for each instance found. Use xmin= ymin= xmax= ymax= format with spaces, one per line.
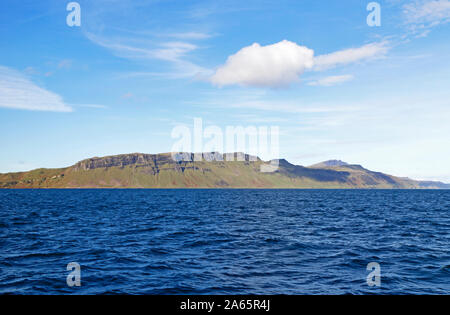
xmin=0 ymin=189 xmax=449 ymax=295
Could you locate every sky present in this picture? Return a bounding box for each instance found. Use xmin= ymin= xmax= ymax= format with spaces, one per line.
xmin=0 ymin=0 xmax=450 ymax=182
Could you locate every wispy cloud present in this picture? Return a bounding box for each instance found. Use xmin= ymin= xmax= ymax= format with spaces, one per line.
xmin=403 ymin=0 xmax=450 ymax=30
xmin=192 ymin=91 xmax=363 ymax=114
xmin=308 ymin=75 xmax=354 ymax=87
xmin=0 ymin=66 xmax=72 ymax=112
xmin=121 ymin=92 xmax=134 ymax=99
xmin=226 ymin=101 xmax=362 ymax=114
xmin=58 ymin=59 xmax=73 ymax=69
xmin=85 ymin=32 xmax=211 ymax=78
xmin=232 ymin=114 xmax=288 ymax=123
xmin=85 ymin=33 xmax=194 ymax=62
xmin=166 ymin=32 xmax=214 ymax=40
xmin=76 ymin=104 xmax=108 ymax=109
xmin=313 ymin=42 xmax=389 ymax=71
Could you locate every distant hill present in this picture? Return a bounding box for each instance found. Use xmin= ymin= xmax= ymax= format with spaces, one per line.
xmin=309 ymin=160 xmax=349 ymax=168
xmin=0 ymin=153 xmax=449 ymax=189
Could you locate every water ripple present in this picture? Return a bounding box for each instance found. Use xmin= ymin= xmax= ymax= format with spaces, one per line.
xmin=0 ymin=189 xmax=449 ymax=294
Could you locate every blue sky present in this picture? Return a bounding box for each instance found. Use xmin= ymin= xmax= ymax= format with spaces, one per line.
xmin=1 ymin=0 xmax=450 ymax=181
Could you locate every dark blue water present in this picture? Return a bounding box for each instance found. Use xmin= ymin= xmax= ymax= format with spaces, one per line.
xmin=0 ymin=189 xmax=449 ymax=295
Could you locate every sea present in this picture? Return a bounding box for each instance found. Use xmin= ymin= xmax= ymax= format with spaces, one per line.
xmin=0 ymin=189 xmax=449 ymax=295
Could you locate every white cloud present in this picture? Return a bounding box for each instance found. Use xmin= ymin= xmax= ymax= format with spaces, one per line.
xmin=313 ymin=42 xmax=389 ymax=71
xmin=404 ymin=0 xmax=450 ymax=27
xmin=308 ymin=75 xmax=354 ymax=87
xmin=210 ymin=40 xmax=388 ymax=88
xmin=210 ymin=40 xmax=315 ymax=88
xmin=0 ymin=66 xmax=72 ymax=112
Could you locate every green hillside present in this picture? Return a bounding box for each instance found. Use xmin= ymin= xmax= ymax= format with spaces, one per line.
xmin=0 ymin=153 xmax=448 ymax=189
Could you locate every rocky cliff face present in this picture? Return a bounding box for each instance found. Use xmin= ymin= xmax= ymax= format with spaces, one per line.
xmin=73 ymin=152 xmax=261 ymax=171
xmin=74 ymin=153 xmax=170 ymax=171
xmin=72 ymin=153 xmax=208 ymax=178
